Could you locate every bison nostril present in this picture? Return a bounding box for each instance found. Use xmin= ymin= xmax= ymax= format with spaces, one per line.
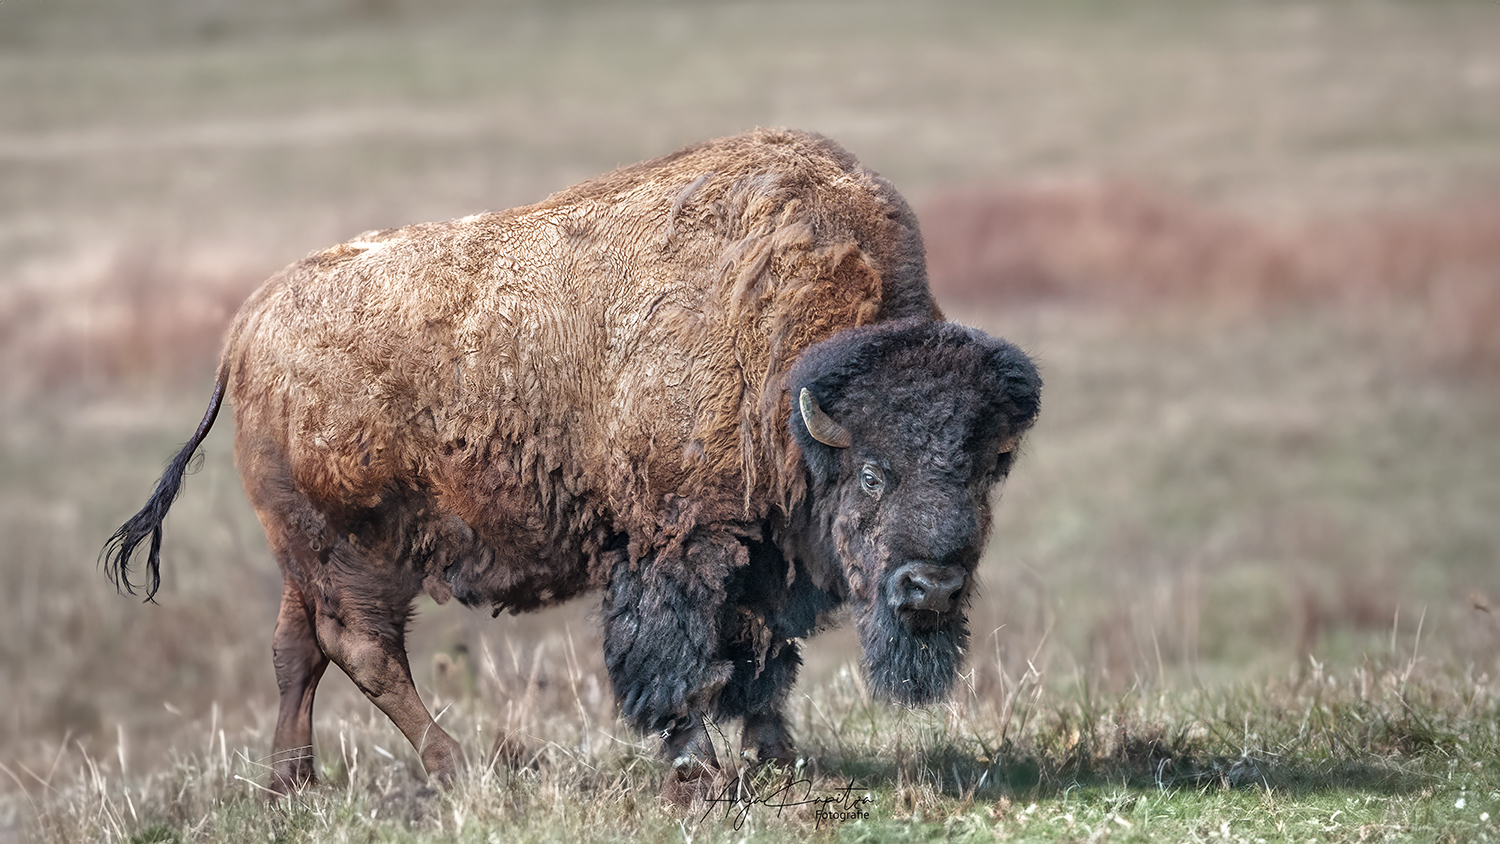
xmin=939 ymin=583 xmax=962 ymax=609
xmin=896 ymin=571 xmax=927 ymax=603
xmin=891 ymin=563 xmax=966 ymax=614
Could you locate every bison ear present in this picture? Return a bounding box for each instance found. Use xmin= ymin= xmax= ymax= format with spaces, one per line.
xmin=799 ymin=388 xmax=851 ymax=448
xmin=982 ymin=336 xmax=1042 ymax=436
xmin=997 ymin=411 xmax=1039 ymax=455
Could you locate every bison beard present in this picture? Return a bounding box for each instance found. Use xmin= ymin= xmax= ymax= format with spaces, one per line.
xmin=864 ymin=614 xmax=966 ymax=707
xmin=856 ymin=598 xmax=970 ymax=706
xmin=98 ymin=129 xmax=1041 ymax=798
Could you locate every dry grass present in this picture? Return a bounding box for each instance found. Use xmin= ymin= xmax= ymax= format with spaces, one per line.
xmin=9 ymin=295 xmax=1498 ymax=839
xmin=10 ymin=630 xmax=1499 ymax=842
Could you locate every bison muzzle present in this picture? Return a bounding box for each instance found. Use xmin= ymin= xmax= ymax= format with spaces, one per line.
xmin=101 ymin=129 xmax=1040 ymax=795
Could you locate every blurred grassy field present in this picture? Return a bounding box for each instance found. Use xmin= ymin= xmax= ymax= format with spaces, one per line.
xmin=3 ymin=0 xmax=1500 ymax=840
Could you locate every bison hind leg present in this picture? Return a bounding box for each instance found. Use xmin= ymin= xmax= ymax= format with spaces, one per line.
xmin=312 ymin=585 xmax=466 ymax=787
xmin=269 ymin=577 xmax=329 ymax=795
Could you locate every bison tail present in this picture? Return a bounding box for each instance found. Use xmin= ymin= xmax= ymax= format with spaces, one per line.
xmin=100 ymin=367 xmax=228 ymax=602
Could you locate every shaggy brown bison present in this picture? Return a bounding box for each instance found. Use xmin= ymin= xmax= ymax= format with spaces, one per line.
xmin=102 ymin=129 xmax=1040 ymax=794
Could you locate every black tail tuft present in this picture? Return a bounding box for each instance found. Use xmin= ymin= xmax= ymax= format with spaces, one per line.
xmin=100 ymin=372 xmax=227 ymax=602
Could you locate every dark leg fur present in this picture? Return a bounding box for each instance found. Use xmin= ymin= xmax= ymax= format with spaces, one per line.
xmin=712 ymin=541 xmax=833 ymax=768
xmin=715 ymin=631 xmax=800 ymax=766
xmin=600 ymin=533 xmax=740 ymax=741
xmin=611 ymin=534 xmax=829 ymax=777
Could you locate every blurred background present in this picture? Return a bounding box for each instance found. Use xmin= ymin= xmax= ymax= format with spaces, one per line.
xmin=2 ymin=0 xmax=1498 ymax=794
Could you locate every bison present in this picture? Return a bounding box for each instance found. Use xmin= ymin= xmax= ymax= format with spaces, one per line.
xmin=102 ymin=129 xmax=1040 ymax=794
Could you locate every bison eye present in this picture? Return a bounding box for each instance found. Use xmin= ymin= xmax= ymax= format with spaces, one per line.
xmin=859 ymin=462 xmax=885 ymax=499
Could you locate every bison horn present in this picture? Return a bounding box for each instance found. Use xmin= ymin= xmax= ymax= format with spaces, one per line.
xmin=799 ymin=388 xmax=851 ymax=448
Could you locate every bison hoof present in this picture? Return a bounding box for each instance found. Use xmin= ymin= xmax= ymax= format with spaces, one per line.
xmin=267 ymin=774 xmax=310 ymax=801
xmin=660 ymin=756 xmax=727 ymax=808
xmin=488 ymin=729 xmax=538 ymax=770
xmin=268 ymin=754 xmax=318 ymax=799
xmin=742 ymin=750 xmax=809 ymax=777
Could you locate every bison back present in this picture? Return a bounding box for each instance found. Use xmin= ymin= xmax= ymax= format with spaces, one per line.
xmin=224 ymin=129 xmax=935 ymax=598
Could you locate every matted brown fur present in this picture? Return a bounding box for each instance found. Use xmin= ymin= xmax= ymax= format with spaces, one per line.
xmin=227 ymin=129 xmax=934 ymax=606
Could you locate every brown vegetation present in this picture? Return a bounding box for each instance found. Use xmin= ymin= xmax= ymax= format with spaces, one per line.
xmin=0 ymin=247 xmax=261 ymax=397
xmin=922 ymin=182 xmax=1500 ymax=374
xmin=4 ymin=184 xmax=1497 ymax=404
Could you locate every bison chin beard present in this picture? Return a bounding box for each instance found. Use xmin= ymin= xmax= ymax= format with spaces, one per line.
xmin=853 ymin=604 xmax=969 ymax=706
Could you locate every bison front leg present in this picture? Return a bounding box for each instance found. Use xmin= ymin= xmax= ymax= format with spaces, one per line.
xmin=739 ymin=708 xmax=796 ymax=769
xmin=718 ymin=633 xmax=801 ymax=769
xmin=601 ymin=533 xmax=742 ymax=778
xmin=269 ymin=578 xmax=329 ymax=794
xmin=313 ymin=594 xmax=465 ymax=786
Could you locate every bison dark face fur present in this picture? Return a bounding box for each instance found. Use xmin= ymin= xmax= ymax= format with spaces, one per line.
xmin=790 ymin=319 xmax=1040 ymax=706
xmin=98 ymin=129 xmax=1041 ymax=797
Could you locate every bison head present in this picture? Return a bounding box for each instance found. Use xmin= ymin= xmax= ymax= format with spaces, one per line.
xmin=788 ymin=318 xmax=1041 ymax=705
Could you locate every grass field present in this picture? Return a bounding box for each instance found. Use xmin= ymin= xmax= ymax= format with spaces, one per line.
xmin=3 ymin=1 xmax=1500 ymax=841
